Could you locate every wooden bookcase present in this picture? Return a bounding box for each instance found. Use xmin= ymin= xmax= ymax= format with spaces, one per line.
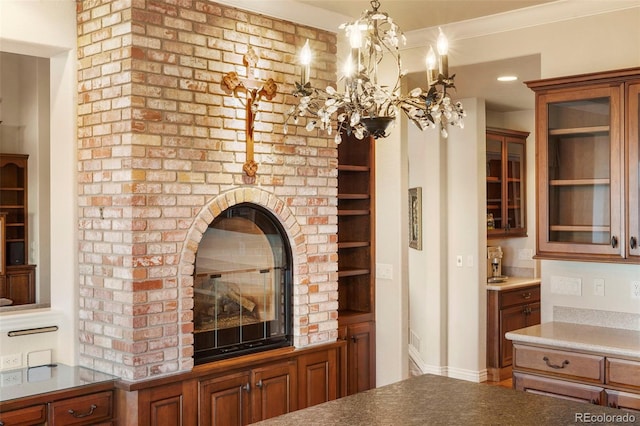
xmin=337 ymin=134 xmax=375 ymax=394
xmin=0 ymin=153 xmax=36 ymax=305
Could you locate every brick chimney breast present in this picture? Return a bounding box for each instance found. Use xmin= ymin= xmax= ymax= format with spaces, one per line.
xmin=77 ymin=0 xmax=338 ymax=381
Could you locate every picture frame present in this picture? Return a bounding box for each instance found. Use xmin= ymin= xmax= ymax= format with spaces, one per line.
xmin=409 ymin=187 xmax=422 ymax=250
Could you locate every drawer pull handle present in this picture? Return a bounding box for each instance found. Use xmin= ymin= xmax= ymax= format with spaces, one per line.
xmin=543 ymin=356 xmax=569 ymax=369
xmin=631 ymin=236 xmax=638 ymax=249
xmin=611 ymin=235 xmax=618 ymax=248
xmin=68 ymin=404 xmax=97 ymax=418
xmin=522 ymin=292 xmax=532 ymax=300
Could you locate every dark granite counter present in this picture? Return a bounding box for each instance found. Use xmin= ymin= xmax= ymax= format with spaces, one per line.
xmin=256 ymin=374 xmax=640 ymax=425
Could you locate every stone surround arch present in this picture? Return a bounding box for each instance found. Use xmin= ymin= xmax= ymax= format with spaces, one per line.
xmin=179 ymin=187 xmax=310 ymax=364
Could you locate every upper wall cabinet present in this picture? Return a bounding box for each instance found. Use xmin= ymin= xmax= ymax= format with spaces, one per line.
xmin=527 ymin=67 xmax=640 ymax=263
xmin=486 ymin=128 xmax=529 ymax=239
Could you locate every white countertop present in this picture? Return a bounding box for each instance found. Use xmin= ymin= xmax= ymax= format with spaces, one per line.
xmin=506 ymin=322 xmax=640 ymax=360
xmin=486 ymin=276 xmax=540 ymax=291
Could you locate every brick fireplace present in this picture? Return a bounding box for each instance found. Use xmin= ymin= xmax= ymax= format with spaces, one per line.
xmin=76 ymin=0 xmax=338 ymax=381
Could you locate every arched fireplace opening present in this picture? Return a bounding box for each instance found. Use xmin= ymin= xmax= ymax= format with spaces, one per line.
xmin=193 ymin=203 xmax=293 ymax=364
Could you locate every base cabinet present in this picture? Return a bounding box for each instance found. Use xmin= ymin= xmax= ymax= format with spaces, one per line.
xmin=339 ymin=321 xmax=375 ymax=395
xmin=199 ymin=361 xmax=296 ymax=426
xmin=0 ymin=265 xmax=36 ymax=305
xmin=512 ymin=342 xmax=640 ymax=412
xmin=120 ymin=342 xmax=345 ymax=426
xmin=486 ymin=283 xmax=540 ymax=381
xmin=0 ymin=387 xmax=115 ymax=426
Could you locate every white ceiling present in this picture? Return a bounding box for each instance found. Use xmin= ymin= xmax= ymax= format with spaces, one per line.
xmin=294 ymin=0 xmax=553 ymax=112
xmin=295 ymin=0 xmax=556 ymax=32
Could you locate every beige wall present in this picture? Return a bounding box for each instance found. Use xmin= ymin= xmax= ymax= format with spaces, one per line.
xmin=401 ymin=3 xmax=640 ymax=382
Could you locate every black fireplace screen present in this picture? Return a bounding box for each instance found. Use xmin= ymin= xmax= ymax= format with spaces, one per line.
xmin=193 ymin=203 xmax=292 ymax=364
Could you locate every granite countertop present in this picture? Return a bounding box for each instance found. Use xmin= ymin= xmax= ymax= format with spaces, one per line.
xmin=486 ymin=276 xmax=540 ymax=291
xmin=0 ymin=363 xmax=117 ymax=402
xmin=506 ymin=322 xmax=640 ymax=359
xmin=255 ymin=373 xmax=639 ymax=425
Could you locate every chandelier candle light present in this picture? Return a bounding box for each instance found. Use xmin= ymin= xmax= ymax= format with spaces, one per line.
xmin=285 ymin=0 xmax=465 ymax=143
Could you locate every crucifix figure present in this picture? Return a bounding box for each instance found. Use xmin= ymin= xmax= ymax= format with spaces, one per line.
xmin=222 ymin=47 xmax=277 ymax=177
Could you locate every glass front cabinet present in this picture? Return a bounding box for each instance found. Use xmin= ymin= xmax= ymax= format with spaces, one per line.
xmin=527 ymin=68 xmax=640 ymax=262
xmin=486 ymin=128 xmax=529 ymax=239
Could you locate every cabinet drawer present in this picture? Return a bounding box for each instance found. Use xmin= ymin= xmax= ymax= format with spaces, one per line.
xmin=500 ymin=286 xmax=540 ymax=308
xmin=607 ymin=358 xmax=640 ymax=390
xmin=605 ymin=389 xmax=640 ymax=411
xmin=513 ymin=345 xmax=604 ymax=383
xmin=0 ymin=404 xmax=46 ymax=426
xmin=513 ymin=372 xmax=605 ymax=405
xmin=49 ymin=391 xmax=113 ymax=426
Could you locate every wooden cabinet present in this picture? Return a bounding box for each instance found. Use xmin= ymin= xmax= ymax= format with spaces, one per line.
xmin=0 ymin=404 xmax=46 ymax=426
xmin=338 ymin=321 xmax=375 ymax=395
xmin=48 ymin=391 xmax=114 ymax=425
xmin=0 ymin=366 xmax=116 ymax=426
xmin=527 ymin=67 xmax=640 ymax=262
xmin=121 ymin=342 xmax=345 ymax=426
xmin=0 ymin=154 xmax=36 ymax=304
xmin=486 ymin=128 xmax=529 ymax=238
xmin=512 ymin=342 xmax=640 ymax=411
xmin=486 ymin=284 xmax=540 ymax=381
xmin=199 ymin=361 xmax=296 ymax=425
xmin=0 ymin=265 xmax=36 ymax=305
xmin=337 ymin=133 xmax=376 ymax=393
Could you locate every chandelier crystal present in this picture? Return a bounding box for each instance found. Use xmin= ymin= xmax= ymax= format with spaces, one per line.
xmin=284 ymin=0 xmax=465 ymax=144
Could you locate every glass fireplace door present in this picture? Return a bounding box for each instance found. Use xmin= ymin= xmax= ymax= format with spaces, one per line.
xmin=194 ymin=204 xmax=291 ymax=364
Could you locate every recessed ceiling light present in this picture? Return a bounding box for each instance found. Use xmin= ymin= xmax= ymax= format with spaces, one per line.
xmin=497 ymin=75 xmax=518 ymax=82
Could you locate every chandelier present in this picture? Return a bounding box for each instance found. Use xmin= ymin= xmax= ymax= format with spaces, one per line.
xmin=284 ymin=0 xmax=465 ymax=143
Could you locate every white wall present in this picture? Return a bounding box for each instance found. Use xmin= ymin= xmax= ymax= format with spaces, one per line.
xmin=398 ymin=3 xmax=640 ymax=382
xmin=0 ymin=0 xmax=77 ymax=368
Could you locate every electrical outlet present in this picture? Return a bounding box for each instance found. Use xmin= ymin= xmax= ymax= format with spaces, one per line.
xmin=0 ymin=353 xmax=22 ymax=370
xmin=0 ymin=371 xmax=22 ymax=386
xmin=550 ymin=276 xmax=582 ymax=296
xmin=593 ymin=278 xmax=605 ymax=297
xmin=631 ymin=281 xmax=640 ymax=300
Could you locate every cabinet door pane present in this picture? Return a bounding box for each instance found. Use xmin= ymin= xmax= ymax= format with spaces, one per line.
xmin=628 ymin=83 xmax=640 ymax=258
xmin=542 ymin=93 xmax=620 ymax=251
xmin=506 ymin=140 xmax=525 ymax=232
xmin=486 ymin=136 xmax=503 ymax=231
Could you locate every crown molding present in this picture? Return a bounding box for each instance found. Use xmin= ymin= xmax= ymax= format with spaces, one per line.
xmin=403 ymin=0 xmax=640 ymax=49
xmin=214 ymin=1 xmax=640 ymax=50
xmin=212 ymin=0 xmax=348 ymax=33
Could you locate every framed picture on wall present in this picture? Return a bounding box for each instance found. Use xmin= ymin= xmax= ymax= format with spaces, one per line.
xmin=409 ymin=187 xmax=422 ymax=250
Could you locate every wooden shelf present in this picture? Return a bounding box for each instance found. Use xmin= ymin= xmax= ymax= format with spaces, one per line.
xmin=548 ymin=125 xmax=609 ymax=136
xmin=338 ymin=165 xmax=369 ymax=172
xmin=338 ymin=241 xmax=370 ymax=249
xmin=338 ymin=193 xmax=369 ymax=200
xmin=550 ymin=225 xmax=610 ymax=232
xmin=549 ymin=178 xmax=610 ymax=186
xmin=338 ymin=209 xmax=370 ymax=216
xmin=338 ymin=268 xmax=370 ymax=278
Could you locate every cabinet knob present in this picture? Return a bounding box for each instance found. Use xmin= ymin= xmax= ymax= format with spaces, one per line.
xmin=256 ymin=379 xmax=263 ymax=388
xmin=68 ymin=404 xmax=97 ymax=419
xmin=611 ymin=235 xmax=618 ymax=248
xmin=631 ymin=236 xmax=638 ymax=249
xmin=243 ymin=383 xmax=251 ymax=392
xmin=351 ymin=336 xmax=358 ymax=343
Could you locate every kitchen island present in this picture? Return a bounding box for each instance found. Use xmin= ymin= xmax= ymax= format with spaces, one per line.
xmin=255 ymin=373 xmax=639 ymax=425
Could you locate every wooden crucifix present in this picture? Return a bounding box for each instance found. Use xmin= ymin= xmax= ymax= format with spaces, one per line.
xmin=222 ymin=47 xmax=277 ymax=177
